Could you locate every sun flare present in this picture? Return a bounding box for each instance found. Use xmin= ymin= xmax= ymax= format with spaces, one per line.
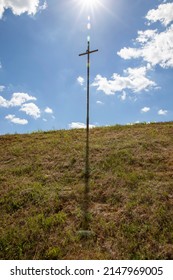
xmin=74 ymin=0 xmax=105 ymax=33
xmin=82 ymin=0 xmax=99 ymax=8
xmin=78 ymin=0 xmax=101 ymax=11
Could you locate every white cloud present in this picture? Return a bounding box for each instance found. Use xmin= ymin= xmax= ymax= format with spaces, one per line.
xmin=45 ymin=107 xmax=53 ymax=114
xmin=0 ymin=0 xmax=47 ymax=19
xmin=0 ymin=95 xmax=8 ymax=107
xmin=5 ymin=114 xmax=28 ymax=125
xmin=120 ymin=91 xmax=127 ymax=101
xmin=141 ymin=107 xmax=150 ymax=113
xmin=118 ymin=25 xmax=173 ymax=68
xmin=96 ymin=100 xmax=104 ymax=105
xmin=146 ymin=3 xmax=173 ymax=26
xmin=92 ymin=66 xmax=156 ymax=95
xmin=117 ymin=3 xmax=173 ymax=69
xmin=158 ymin=109 xmax=168 ymax=115
xmin=9 ymin=92 xmax=37 ymax=107
xmin=20 ymin=103 xmax=41 ymax=119
xmin=69 ymin=122 xmax=95 ymax=129
xmin=39 ymin=1 xmax=47 ymax=11
xmin=92 ymin=75 xmax=114 ymax=95
xmin=136 ymin=29 xmax=158 ymax=44
xmin=0 ymin=92 xmax=36 ymax=108
xmin=0 ymin=92 xmax=41 ymax=122
xmin=0 ymin=85 xmax=5 ymax=92
xmin=117 ymin=47 xmax=141 ymax=60
xmin=77 ymin=76 xmax=85 ymax=86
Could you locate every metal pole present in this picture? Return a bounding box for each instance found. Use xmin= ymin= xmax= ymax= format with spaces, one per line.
xmin=86 ymin=39 xmax=90 ymax=182
xmin=79 ymin=41 xmax=98 ymax=232
xmin=84 ymin=40 xmax=90 ymax=231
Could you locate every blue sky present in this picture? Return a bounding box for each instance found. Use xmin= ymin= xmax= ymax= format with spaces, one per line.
xmin=0 ymin=0 xmax=173 ymax=134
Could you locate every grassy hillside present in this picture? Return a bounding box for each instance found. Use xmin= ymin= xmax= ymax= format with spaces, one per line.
xmin=0 ymin=122 xmax=173 ymax=260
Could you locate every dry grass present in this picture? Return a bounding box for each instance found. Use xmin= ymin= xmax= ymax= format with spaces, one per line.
xmin=0 ymin=122 xmax=173 ymax=259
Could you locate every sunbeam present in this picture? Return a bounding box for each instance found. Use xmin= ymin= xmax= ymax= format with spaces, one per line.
xmin=74 ymin=0 xmax=103 ymax=18
xmin=80 ymin=0 xmax=101 ymax=9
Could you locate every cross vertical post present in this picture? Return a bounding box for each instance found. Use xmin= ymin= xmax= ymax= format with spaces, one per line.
xmin=79 ymin=40 xmax=98 ymax=231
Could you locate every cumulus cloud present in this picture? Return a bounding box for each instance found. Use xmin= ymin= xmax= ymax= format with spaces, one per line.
xmin=0 ymin=92 xmax=42 ymax=123
xmin=93 ymin=2 xmax=173 ymax=98
xmin=45 ymin=107 xmax=53 ymax=114
xmin=117 ymin=3 xmax=173 ymax=69
xmin=0 ymin=85 xmax=5 ymax=92
xmin=158 ymin=109 xmax=168 ymax=115
xmin=0 ymin=92 xmax=36 ymax=108
xmin=20 ymin=102 xmax=41 ymax=119
xmin=141 ymin=107 xmax=150 ymax=113
xmin=39 ymin=1 xmax=47 ymax=11
xmin=146 ymin=3 xmax=173 ymax=26
xmin=96 ymin=100 xmax=104 ymax=105
xmin=0 ymin=95 xmax=8 ymax=107
xmin=118 ymin=25 xmax=173 ymax=68
xmin=9 ymin=92 xmax=37 ymax=107
xmin=77 ymin=76 xmax=85 ymax=86
xmin=136 ymin=29 xmax=158 ymax=44
xmin=92 ymin=66 xmax=156 ymax=95
xmin=69 ymin=122 xmax=95 ymax=129
xmin=120 ymin=91 xmax=127 ymax=101
xmin=0 ymin=0 xmax=47 ymax=19
xmin=5 ymin=114 xmax=28 ymax=125
xmin=117 ymin=47 xmax=140 ymax=60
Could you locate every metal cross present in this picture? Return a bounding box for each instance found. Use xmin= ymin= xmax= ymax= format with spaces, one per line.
xmin=79 ymin=40 xmax=98 ymax=231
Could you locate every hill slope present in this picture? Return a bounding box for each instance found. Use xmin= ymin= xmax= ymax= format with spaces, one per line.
xmin=0 ymin=122 xmax=173 ymax=259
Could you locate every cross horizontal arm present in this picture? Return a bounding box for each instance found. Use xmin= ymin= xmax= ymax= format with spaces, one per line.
xmin=79 ymin=49 xmax=98 ymax=56
xmin=89 ymin=49 xmax=99 ymax=54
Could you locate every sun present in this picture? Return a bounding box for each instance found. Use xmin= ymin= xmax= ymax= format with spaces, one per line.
xmin=82 ymin=0 xmax=100 ymax=8
xmin=77 ymin=0 xmax=101 ymax=12
xmin=73 ymin=0 xmax=104 ymax=31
